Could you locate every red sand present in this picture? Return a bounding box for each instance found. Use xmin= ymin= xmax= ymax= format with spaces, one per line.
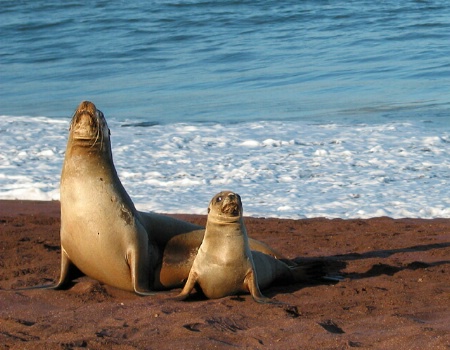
xmin=1 ymin=200 xmax=449 ymax=349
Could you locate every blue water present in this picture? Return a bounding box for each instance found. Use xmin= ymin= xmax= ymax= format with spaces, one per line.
xmin=1 ymin=1 xmax=449 ymax=125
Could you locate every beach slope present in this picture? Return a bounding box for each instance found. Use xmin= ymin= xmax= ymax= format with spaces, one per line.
xmin=1 ymin=200 xmax=449 ymax=349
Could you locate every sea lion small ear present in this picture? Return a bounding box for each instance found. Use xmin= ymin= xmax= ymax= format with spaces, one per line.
xmin=207 ymin=207 xmax=211 ymax=214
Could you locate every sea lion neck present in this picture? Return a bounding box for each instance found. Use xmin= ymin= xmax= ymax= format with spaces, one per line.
xmin=63 ymin=130 xmax=115 ymax=178
xmin=208 ymin=209 xmax=242 ymax=222
xmin=65 ymin=134 xmax=113 ymax=159
xmin=205 ymin=212 xmax=244 ymax=239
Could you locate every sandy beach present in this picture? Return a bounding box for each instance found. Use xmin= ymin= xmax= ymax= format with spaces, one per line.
xmin=1 ymin=200 xmax=449 ymax=349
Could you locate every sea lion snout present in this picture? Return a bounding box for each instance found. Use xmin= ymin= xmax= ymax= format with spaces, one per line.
xmin=70 ymin=101 xmax=109 ymax=142
xmin=74 ymin=101 xmax=97 ymax=123
xmin=75 ymin=111 xmax=96 ymax=130
xmin=71 ymin=101 xmax=99 ymax=137
xmin=219 ymin=192 xmax=242 ymax=217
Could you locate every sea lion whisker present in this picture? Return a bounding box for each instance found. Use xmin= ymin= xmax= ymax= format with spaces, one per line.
xmin=90 ymin=123 xmax=101 ymax=149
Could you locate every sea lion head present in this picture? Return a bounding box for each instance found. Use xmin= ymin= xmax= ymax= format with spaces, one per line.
xmin=69 ymin=101 xmax=110 ymax=148
xmin=208 ymin=191 xmax=243 ymax=219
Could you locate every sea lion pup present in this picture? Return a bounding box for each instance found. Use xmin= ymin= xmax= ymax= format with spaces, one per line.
xmin=175 ymin=191 xmax=314 ymax=303
xmin=22 ymin=101 xmax=287 ymax=294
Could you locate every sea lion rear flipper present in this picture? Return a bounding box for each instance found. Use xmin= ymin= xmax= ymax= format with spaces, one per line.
xmin=290 ymin=260 xmax=327 ymax=282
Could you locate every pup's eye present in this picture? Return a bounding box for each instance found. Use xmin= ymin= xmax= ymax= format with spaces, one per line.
xmin=216 ymin=196 xmax=222 ymax=203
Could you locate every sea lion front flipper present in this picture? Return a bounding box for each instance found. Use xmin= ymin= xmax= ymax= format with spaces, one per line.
xmin=9 ymin=248 xmax=82 ymax=291
xmin=246 ymin=269 xmax=288 ymax=306
xmin=174 ymin=270 xmax=199 ymax=301
xmin=127 ymin=239 xmax=157 ymax=296
xmin=245 ymin=269 xmax=272 ymax=304
xmin=51 ymin=247 xmax=80 ymax=289
xmin=131 ymin=286 xmax=156 ymax=296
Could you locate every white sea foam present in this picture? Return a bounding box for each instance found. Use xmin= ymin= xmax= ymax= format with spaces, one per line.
xmin=0 ymin=115 xmax=449 ymax=219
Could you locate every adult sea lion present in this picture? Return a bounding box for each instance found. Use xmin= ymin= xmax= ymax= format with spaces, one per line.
xmin=176 ymin=191 xmax=315 ymax=303
xmin=56 ymin=101 xmax=157 ymax=294
xmin=28 ymin=101 xmax=289 ymax=294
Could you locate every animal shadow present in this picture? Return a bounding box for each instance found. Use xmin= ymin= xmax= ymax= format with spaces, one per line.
xmin=322 ymin=242 xmax=450 ymax=280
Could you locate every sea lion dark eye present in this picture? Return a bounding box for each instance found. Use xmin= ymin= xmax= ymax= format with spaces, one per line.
xmin=216 ymin=196 xmax=222 ymax=203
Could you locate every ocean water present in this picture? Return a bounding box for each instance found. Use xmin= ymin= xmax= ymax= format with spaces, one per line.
xmin=1 ymin=1 xmax=449 ymax=218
